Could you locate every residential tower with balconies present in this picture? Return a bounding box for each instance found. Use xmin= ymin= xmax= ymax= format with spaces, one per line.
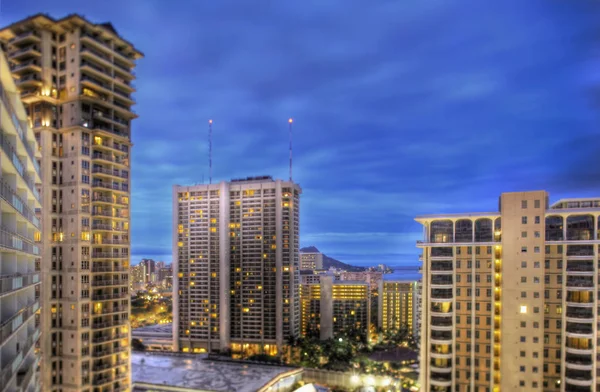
xmin=0 ymin=14 xmax=142 ymax=392
xmin=417 ymin=191 xmax=600 ymax=392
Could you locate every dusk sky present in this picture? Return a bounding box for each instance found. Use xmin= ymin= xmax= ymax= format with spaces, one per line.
xmin=3 ymin=1 xmax=600 ymax=267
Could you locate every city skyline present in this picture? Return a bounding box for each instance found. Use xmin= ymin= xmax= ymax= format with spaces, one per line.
xmin=3 ymin=1 xmax=599 ymax=268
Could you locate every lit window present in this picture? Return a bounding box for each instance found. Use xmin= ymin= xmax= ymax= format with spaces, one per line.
xmin=520 ymin=305 xmax=527 ymax=314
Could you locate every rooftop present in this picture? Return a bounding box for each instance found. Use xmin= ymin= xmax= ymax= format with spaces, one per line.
xmin=131 ymin=352 xmax=298 ymax=392
xmin=132 ymin=323 xmax=173 ymax=336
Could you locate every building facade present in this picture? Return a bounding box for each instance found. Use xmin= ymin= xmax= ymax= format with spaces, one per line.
xmin=300 ymin=275 xmax=370 ymax=341
xmin=139 ymin=258 xmax=156 ymax=284
xmin=173 ymin=176 xmax=301 ymax=356
xmin=339 ymin=271 xmax=383 ymax=288
xmin=378 ymin=280 xmax=417 ymax=334
xmin=0 ymin=14 xmax=142 ymax=392
xmin=300 ymin=251 xmax=323 ymax=271
xmin=0 ymin=46 xmax=42 ymax=392
xmin=417 ymin=191 xmax=600 ymax=392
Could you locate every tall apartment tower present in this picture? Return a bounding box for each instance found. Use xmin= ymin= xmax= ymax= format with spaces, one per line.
xmin=418 ymin=191 xmax=600 ymax=392
xmin=173 ymin=176 xmax=301 ymax=356
xmin=0 ymin=14 xmax=142 ymax=392
xmin=0 ymin=47 xmax=42 ymax=392
xmin=378 ymin=280 xmax=417 ymax=335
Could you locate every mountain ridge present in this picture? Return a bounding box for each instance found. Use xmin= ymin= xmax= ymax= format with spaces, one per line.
xmin=300 ymin=246 xmax=365 ymax=272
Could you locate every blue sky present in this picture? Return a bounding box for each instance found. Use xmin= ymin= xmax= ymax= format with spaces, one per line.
xmin=3 ymin=1 xmax=600 ymax=267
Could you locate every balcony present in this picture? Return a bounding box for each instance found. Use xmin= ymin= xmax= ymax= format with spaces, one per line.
xmin=0 ymin=328 xmax=38 ymax=388
xmin=91 ymin=292 xmax=128 ymax=301
xmin=430 ymin=331 xmax=452 ymax=343
xmin=80 ymin=60 xmax=112 ymax=81
xmin=565 ymin=353 xmax=593 ymax=370
xmin=92 ymin=279 xmax=127 ymax=287
xmin=566 ymin=262 xmax=593 ymax=274
xmin=431 ymin=289 xmax=453 ymax=300
xmin=91 ymin=265 xmax=127 ymax=273
xmin=9 ymin=45 xmax=41 ymax=60
xmin=0 ymin=83 xmax=40 ymax=174
xmin=91 ymin=223 xmax=128 ymax=232
xmin=93 ymin=153 xmax=129 ymax=167
xmin=10 ymin=59 xmax=41 ymax=73
xmin=92 ymin=306 xmax=127 ymax=316
xmin=9 ymin=31 xmax=41 ymax=45
xmin=92 ymin=252 xmax=128 ymax=259
xmin=92 ymin=318 xmax=127 ymax=330
xmin=430 ymin=372 xmax=452 ymax=387
xmin=0 ymin=300 xmax=39 ymax=346
xmin=566 ymin=307 xmax=593 ymax=320
xmin=566 ymin=277 xmax=594 ymax=290
xmin=92 ymin=166 xmax=128 ymax=179
xmin=0 ymin=179 xmax=40 ymax=227
xmin=0 ymin=272 xmax=39 ymax=297
xmin=0 ymin=129 xmax=40 ymax=201
xmin=15 ymin=73 xmax=42 ymax=88
xmin=92 ymin=238 xmax=129 ymax=246
xmin=566 ymin=322 xmax=593 ymax=337
xmin=431 ymin=276 xmax=453 ymax=287
xmin=431 ymin=317 xmax=452 ymax=328
xmin=565 ymin=369 xmax=593 ymax=386
xmin=81 ymin=75 xmax=113 ymax=96
xmin=431 ymin=263 xmax=453 ymax=272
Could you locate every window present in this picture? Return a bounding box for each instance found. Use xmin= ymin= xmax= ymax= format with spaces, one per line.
xmin=534 ymin=261 xmax=540 ymax=268
xmin=535 ymin=216 xmax=540 ymax=224
xmin=520 ymin=305 xmax=527 ymax=313
xmin=534 ymin=199 xmax=540 ymax=208
xmin=82 ymin=175 xmax=89 ymax=184
xmin=522 ymin=200 xmax=528 ymax=209
xmin=521 ymin=277 xmax=527 ymax=283
xmin=520 ymin=336 xmax=526 ymax=343
xmin=533 ymin=292 xmax=539 ymax=298
xmin=533 ymin=277 xmax=540 ymax=283
xmin=519 ymin=381 xmax=525 ymax=387
xmin=81 ymin=146 xmax=90 ymax=155
xmin=521 ymin=292 xmax=526 ymax=298
xmin=534 ymin=231 xmax=540 ymax=238
xmin=520 ymin=366 xmax=525 ymax=372
xmin=534 ymin=246 xmax=540 ymax=253
xmin=556 ymin=305 xmax=562 ymax=314
xmin=533 ymin=322 xmax=539 ymax=328
xmin=521 ymin=231 xmax=527 ymax=238
xmin=521 ymin=246 xmax=527 ymax=253
xmin=522 ymin=216 xmax=527 ymax=224
xmin=520 ymin=322 xmax=526 ymax=328
xmin=81 ymin=160 xmax=89 ymax=170
xmin=521 ymin=261 xmax=527 ymax=268
xmin=533 ymin=307 xmax=540 ymax=313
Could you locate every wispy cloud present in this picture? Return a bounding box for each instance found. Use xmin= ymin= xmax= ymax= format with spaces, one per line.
xmin=3 ymin=0 xmax=600 ymax=264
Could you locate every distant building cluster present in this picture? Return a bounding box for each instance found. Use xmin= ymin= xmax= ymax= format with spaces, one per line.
xmin=130 ymin=258 xmax=172 ymax=291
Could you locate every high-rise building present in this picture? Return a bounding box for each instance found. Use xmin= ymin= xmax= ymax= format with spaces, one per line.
xmin=173 ymin=176 xmax=301 ymax=356
xmin=130 ymin=263 xmax=144 ymax=290
xmin=300 ymin=251 xmax=323 ymax=270
xmin=0 ymin=46 xmax=42 ymax=392
xmin=140 ymin=258 xmax=156 ymax=283
xmin=0 ymin=14 xmax=142 ymax=392
xmin=378 ymin=280 xmax=418 ymax=334
xmin=417 ymin=191 xmax=600 ymax=392
xmin=300 ymin=275 xmax=370 ymax=341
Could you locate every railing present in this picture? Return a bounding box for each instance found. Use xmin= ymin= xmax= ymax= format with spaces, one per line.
xmin=81 ymin=75 xmax=111 ymax=91
xmin=0 ymin=228 xmax=40 ymax=255
xmin=80 ymin=46 xmax=111 ymax=63
xmin=91 ymin=223 xmax=128 ymax=232
xmin=92 ymin=167 xmax=126 ymax=178
xmin=0 ymin=131 xmax=40 ymax=200
xmin=566 ymin=278 xmax=594 ymax=288
xmin=431 ymin=264 xmax=453 ymax=271
xmin=92 ymin=279 xmax=127 ymax=287
xmin=565 ymin=354 xmax=593 ymax=365
xmin=0 ymin=179 xmax=40 ymax=227
xmin=9 ymin=31 xmax=40 ymax=43
xmin=566 ymin=324 xmax=593 ymax=334
xmin=566 ymin=264 xmax=594 ymax=272
xmin=92 ymin=238 xmax=129 ymax=245
xmin=113 ymin=89 xmax=132 ymax=101
xmin=0 ymin=300 xmax=39 ymax=346
xmin=9 ymin=45 xmax=40 ymax=56
xmin=91 ymin=292 xmax=128 ymax=301
xmin=91 ymin=265 xmax=127 ymax=273
xmin=0 ymin=272 xmax=39 ymax=296
xmin=0 ymin=328 xmax=38 ymax=387
xmin=0 ymin=82 xmax=40 ymax=174
xmin=10 ymin=59 xmax=40 ymax=72
xmin=81 ymin=60 xmax=110 ymax=76
xmin=566 ymin=309 xmax=593 ymax=319
xmin=92 ymin=252 xmax=128 ymax=259
xmin=16 ymin=73 xmax=41 ymax=83
xmin=16 ymin=355 xmax=36 ymax=388
xmin=93 ymin=306 xmax=127 ymax=316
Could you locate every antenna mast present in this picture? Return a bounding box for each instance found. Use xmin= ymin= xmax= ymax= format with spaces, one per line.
xmin=209 ymin=119 xmax=213 ymax=184
xmin=288 ymin=118 xmax=293 ymax=182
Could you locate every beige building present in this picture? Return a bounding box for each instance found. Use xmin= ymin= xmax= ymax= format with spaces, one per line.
xmin=417 ymin=191 xmax=600 ymax=392
xmin=173 ymin=176 xmax=301 ymax=356
xmin=339 ymin=270 xmax=383 ymax=287
xmin=300 ymin=251 xmax=323 ymax=270
xmin=378 ymin=280 xmax=417 ymax=334
xmin=0 ymin=14 xmax=142 ymax=392
xmin=0 ymin=46 xmax=42 ymax=392
xmin=300 ymin=275 xmax=370 ymax=341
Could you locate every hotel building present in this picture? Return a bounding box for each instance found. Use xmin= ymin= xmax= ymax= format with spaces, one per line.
xmin=0 ymin=14 xmax=142 ymax=392
xmin=378 ymin=280 xmax=418 ymax=335
xmin=300 ymin=251 xmax=323 ymax=271
xmin=0 ymin=47 xmax=42 ymax=392
xmin=418 ymin=191 xmax=600 ymax=392
xmin=173 ymin=176 xmax=301 ymax=355
xmin=300 ymin=275 xmax=370 ymax=341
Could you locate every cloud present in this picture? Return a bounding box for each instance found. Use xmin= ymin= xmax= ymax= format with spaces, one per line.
xmin=3 ymin=0 xmax=600 ymax=266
